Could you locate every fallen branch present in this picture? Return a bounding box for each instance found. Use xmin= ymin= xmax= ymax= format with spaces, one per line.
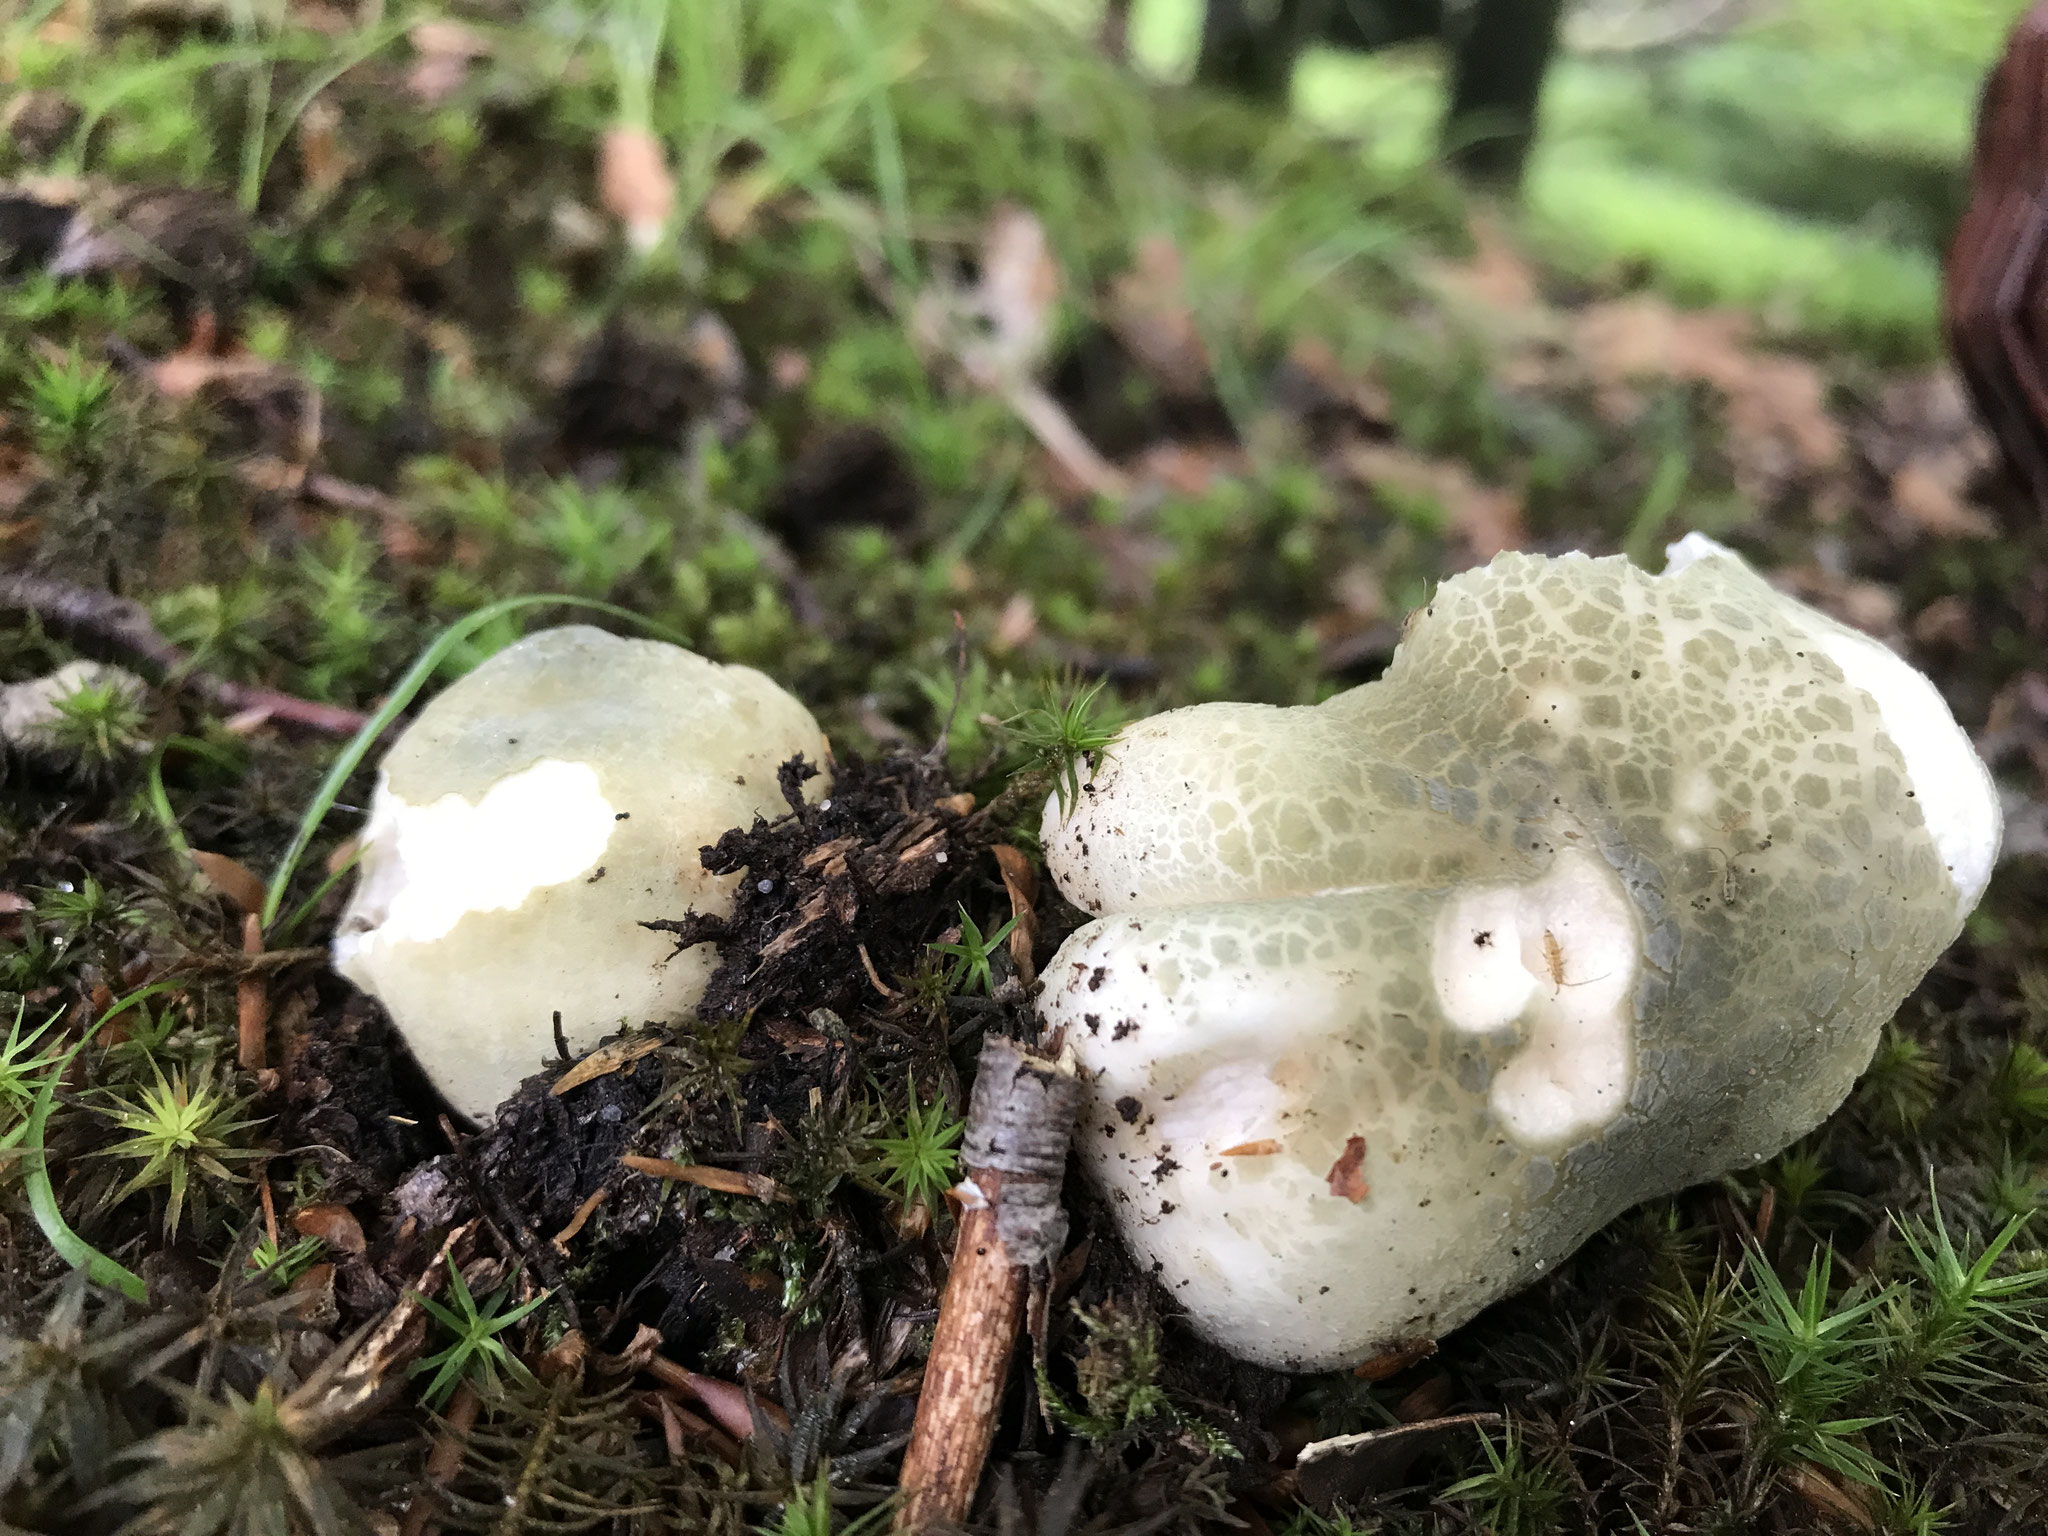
xmin=895 ymin=1035 xmax=1080 ymax=1531
xmin=0 ymin=572 xmax=369 ymax=736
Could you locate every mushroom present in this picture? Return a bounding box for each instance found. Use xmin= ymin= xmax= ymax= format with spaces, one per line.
xmin=331 ymin=626 xmax=827 ymax=1122
xmin=1036 ymin=537 xmax=2000 ymax=1371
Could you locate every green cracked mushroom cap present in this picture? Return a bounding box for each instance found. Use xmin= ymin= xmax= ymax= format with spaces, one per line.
xmin=1036 ymin=536 xmax=2000 ymax=1371
xmin=331 ymin=625 xmax=827 ymax=1123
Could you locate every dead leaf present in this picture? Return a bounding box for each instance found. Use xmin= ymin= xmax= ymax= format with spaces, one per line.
xmin=1782 ymin=1462 xmax=1877 ymax=1532
xmin=1571 ymin=297 xmax=1843 ymax=501
xmin=620 ymin=1154 xmax=792 ymax=1204
xmin=769 ymin=347 xmax=810 ymax=392
xmin=704 ymin=169 xmax=775 ymax=241
xmin=291 ymin=1201 xmax=366 ymax=1255
xmin=538 ymin=1328 xmax=589 ymax=1384
xmin=1891 ymin=461 xmax=1996 ymax=539
xmin=295 ymin=95 xmax=347 ymax=198
xmin=599 ymin=126 xmax=674 ymax=254
xmin=1343 ymin=443 xmax=1524 ymax=559
xmin=1395 ymin=1372 xmax=1455 ymax=1422
xmin=191 ymin=850 xmax=264 ymax=914
xmin=1352 ymin=1336 xmax=1436 ymax=1380
xmin=550 ymin=1033 xmax=664 ymax=1096
xmin=685 ymin=312 xmax=747 ymax=395
xmin=407 ymin=20 xmax=488 ymax=106
xmin=1107 ymin=233 xmax=1208 ymax=395
xmin=913 ymin=204 xmax=1126 ymax=501
xmin=991 ymin=844 xmax=1039 ymax=988
xmin=644 ymin=1354 xmax=789 ymax=1439
xmin=972 ymin=202 xmax=1060 ymax=382
xmin=592 ymin=1322 xmax=664 ymax=1380
xmin=150 ymin=346 xmax=277 ymax=402
xmin=287 ymin=1262 xmax=338 ymax=1326
xmin=992 ymin=592 xmax=1037 ymax=653
xmin=1428 ymin=212 xmax=1542 ymax=313
xmin=0 ymin=440 xmax=41 ymax=517
xmin=1911 ymin=595 xmax=1976 ymax=650
xmin=1283 ymin=334 xmax=1394 ymax=430
xmin=1128 ymin=440 xmax=1239 ymax=498
xmin=1775 ymin=565 xmax=1902 ymax=641
xmin=1325 ymin=1135 xmax=1369 ymax=1203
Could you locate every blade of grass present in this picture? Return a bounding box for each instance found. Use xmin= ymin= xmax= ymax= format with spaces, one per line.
xmin=271 ymin=842 xmax=364 ymax=946
xmin=21 ymin=981 xmax=183 ymax=1303
xmin=1626 ymin=446 xmax=1691 ymax=568
xmin=834 ymin=0 xmax=916 ymax=287
xmin=256 ymin=19 xmax=410 ymax=196
xmin=260 ymin=595 xmax=690 ymax=931
xmin=144 ymin=741 xmax=194 ymax=864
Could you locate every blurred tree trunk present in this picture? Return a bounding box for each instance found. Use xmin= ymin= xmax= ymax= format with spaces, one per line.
xmin=1443 ymin=0 xmax=1566 ymax=184
xmin=1192 ymin=0 xmax=1559 ymax=188
xmin=1945 ymin=2 xmax=2048 ymax=508
xmin=1100 ymin=0 xmax=1132 ymax=62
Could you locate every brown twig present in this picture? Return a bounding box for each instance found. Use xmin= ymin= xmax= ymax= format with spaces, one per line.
xmin=549 ymin=1186 xmax=609 ymax=1254
xmin=398 ymin=1380 xmax=481 ymax=1536
xmin=895 ymin=1036 xmax=1079 ymax=1531
xmin=236 ymin=912 xmax=269 ymax=1076
xmin=619 ymin=1152 xmax=793 ymax=1204
xmin=0 ymin=572 xmax=369 ymax=735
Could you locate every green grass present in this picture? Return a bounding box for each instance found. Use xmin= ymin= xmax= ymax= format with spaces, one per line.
xmin=1246 ymin=0 xmax=2028 ymax=357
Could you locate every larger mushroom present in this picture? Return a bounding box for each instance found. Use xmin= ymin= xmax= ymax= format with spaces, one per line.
xmin=332 ymin=625 xmax=827 ymax=1122
xmin=1036 ymin=537 xmax=1999 ymax=1371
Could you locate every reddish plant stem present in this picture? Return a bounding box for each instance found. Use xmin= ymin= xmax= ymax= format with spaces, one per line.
xmin=0 ymin=572 xmax=369 ymax=735
xmin=236 ymin=912 xmax=268 ymax=1075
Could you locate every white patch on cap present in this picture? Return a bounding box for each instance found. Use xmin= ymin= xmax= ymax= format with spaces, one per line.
xmin=1664 ymin=534 xmax=2001 ymax=917
xmin=1432 ymin=847 xmax=1638 ymax=1146
xmin=1806 ymin=628 xmax=2000 ymax=916
xmin=332 ymin=759 xmax=616 ymax=963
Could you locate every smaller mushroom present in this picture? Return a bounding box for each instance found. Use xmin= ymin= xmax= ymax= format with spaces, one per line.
xmin=331 ymin=626 xmax=827 ymax=1122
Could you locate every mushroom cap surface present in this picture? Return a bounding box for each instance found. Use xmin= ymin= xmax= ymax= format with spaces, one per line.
xmin=333 ymin=625 xmax=826 ymax=1122
xmin=1038 ymin=540 xmax=1999 ymax=1370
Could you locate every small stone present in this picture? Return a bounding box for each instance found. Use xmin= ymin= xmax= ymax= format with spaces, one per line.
xmin=0 ymin=660 xmax=148 ymax=756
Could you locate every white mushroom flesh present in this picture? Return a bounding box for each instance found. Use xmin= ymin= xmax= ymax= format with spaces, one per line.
xmin=333 ymin=625 xmax=827 ymax=1122
xmin=1039 ymin=539 xmax=2000 ymax=1370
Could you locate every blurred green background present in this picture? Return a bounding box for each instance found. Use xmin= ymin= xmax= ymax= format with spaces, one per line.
xmin=1130 ymin=0 xmax=2031 ymax=357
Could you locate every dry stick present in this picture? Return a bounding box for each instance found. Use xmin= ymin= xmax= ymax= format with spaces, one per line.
xmin=236 ymin=912 xmax=269 ymax=1076
xmin=0 ymin=572 xmax=369 ymax=735
xmin=398 ymin=1380 xmax=482 ymax=1536
xmin=896 ymin=1036 xmax=1080 ymax=1531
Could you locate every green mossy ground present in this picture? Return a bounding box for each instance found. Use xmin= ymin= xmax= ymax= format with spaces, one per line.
xmin=5 ymin=2 xmax=2048 ymax=1533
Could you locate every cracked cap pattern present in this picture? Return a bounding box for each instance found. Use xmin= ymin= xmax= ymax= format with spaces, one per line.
xmin=1038 ymin=541 xmax=1999 ymax=1370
